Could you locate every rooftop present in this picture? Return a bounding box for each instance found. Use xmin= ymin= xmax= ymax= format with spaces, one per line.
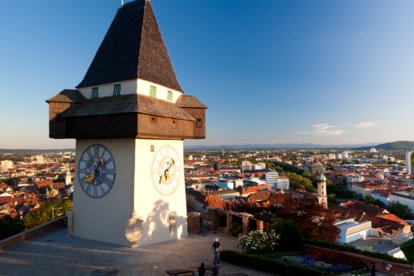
xmin=77 ymin=0 xmax=182 ymax=91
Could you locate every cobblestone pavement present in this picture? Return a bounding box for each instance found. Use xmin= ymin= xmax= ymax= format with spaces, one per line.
xmin=0 ymin=228 xmax=273 ymax=276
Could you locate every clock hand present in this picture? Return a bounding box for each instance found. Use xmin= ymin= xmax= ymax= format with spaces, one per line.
xmin=160 ymin=159 xmax=175 ymax=183
xmin=92 ymin=159 xmax=105 ymax=178
xmin=85 ymin=160 xmax=101 ymax=184
xmin=85 ymin=172 xmax=95 ymax=184
xmin=94 ymin=159 xmax=104 ymax=171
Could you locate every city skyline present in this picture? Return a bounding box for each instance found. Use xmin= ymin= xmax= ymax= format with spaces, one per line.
xmin=1 ymin=0 xmax=414 ymax=149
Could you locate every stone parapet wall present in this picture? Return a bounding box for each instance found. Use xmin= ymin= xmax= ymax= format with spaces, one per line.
xmin=0 ymin=216 xmax=65 ymax=250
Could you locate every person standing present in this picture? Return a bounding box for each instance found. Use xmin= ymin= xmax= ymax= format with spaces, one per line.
xmin=198 ymin=262 xmax=206 ymax=276
xmin=212 ymin=263 xmax=219 ymax=276
xmin=211 ymin=237 xmax=221 ymax=264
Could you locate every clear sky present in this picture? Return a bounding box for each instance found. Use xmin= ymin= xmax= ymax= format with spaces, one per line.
xmin=1 ymin=0 xmax=414 ymax=149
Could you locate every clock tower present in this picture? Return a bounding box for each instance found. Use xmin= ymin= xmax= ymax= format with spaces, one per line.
xmin=46 ymin=0 xmax=206 ymax=247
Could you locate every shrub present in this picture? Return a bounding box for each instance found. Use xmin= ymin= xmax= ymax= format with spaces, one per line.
xmin=268 ymin=219 xmax=303 ymax=251
xmin=239 ymin=230 xmax=279 ymax=253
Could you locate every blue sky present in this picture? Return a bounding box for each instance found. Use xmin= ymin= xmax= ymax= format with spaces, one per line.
xmin=1 ymin=0 xmax=414 ymax=149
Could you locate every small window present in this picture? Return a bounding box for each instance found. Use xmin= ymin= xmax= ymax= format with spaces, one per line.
xmin=151 ymin=117 xmax=157 ymax=124
xmin=113 ymin=84 xmax=121 ymax=96
xmin=167 ymin=91 xmax=173 ymax=101
xmin=150 ymin=86 xmax=157 ymax=98
xmin=91 ymin=87 xmax=99 ymax=98
xmin=196 ymin=119 xmax=203 ymax=128
xmin=172 ymin=119 xmax=177 ymax=129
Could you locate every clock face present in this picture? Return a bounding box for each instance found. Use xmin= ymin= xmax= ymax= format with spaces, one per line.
xmin=77 ymin=144 xmax=116 ymax=199
xmin=151 ymin=145 xmax=181 ymax=195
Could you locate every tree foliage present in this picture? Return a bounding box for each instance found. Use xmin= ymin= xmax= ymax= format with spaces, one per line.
xmin=272 ymin=161 xmax=305 ymax=175
xmin=0 ymin=215 xmax=25 ymax=240
xmin=268 ymin=219 xmax=303 ymax=251
xmin=286 ymin=172 xmax=315 ymax=193
xmin=387 ymin=202 xmax=414 ymax=220
xmin=363 ymin=195 xmax=385 ymax=208
xmin=23 ymin=199 xmax=72 ymax=229
xmin=326 ymin=182 xmax=355 ymax=200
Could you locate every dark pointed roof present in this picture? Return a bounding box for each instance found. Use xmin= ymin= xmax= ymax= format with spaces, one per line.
xmin=77 ymin=0 xmax=183 ymax=92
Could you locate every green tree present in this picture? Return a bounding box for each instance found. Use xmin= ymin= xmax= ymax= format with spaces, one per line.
xmin=326 ymin=182 xmax=355 ymax=199
xmin=24 ymin=199 xmax=72 ymax=229
xmin=364 ymin=195 xmax=385 ymax=208
xmin=268 ymin=219 xmax=303 ymax=251
xmin=286 ymin=172 xmax=315 ymax=193
xmin=271 ymin=161 xmax=305 ymax=175
xmin=328 ymin=193 xmax=337 ymax=204
xmin=387 ymin=202 xmax=414 ymax=220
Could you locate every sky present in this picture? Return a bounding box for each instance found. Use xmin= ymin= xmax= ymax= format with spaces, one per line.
xmin=1 ymin=0 xmax=414 ymax=149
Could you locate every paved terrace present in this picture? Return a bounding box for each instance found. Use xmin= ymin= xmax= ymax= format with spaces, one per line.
xmin=0 ymin=228 xmax=272 ymax=276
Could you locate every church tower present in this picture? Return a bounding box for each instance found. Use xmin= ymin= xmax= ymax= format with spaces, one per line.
xmin=316 ymin=174 xmax=328 ymax=208
xmin=46 ymin=0 xmax=206 ymax=247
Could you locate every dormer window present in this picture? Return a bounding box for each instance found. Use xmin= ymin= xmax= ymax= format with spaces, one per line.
xmin=113 ymin=84 xmax=121 ymax=96
xmin=167 ymin=91 xmax=173 ymax=101
xmin=150 ymin=86 xmax=157 ymax=98
xmin=91 ymin=87 xmax=99 ymax=98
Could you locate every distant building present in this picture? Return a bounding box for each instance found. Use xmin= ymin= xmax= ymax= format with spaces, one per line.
xmin=342 ymin=151 xmax=349 ymax=159
xmin=265 ymin=171 xmax=278 ymax=188
xmin=328 ymin=153 xmax=336 ymax=160
xmin=277 ymin=176 xmax=290 ymax=190
xmin=311 ymin=162 xmax=325 ymax=175
xmin=345 ymin=174 xmax=364 ymax=184
xmin=405 ymin=151 xmax=413 ymax=176
xmin=253 ymin=163 xmax=266 ymax=170
xmin=0 ymin=160 xmax=13 ymax=172
xmin=335 ymin=218 xmax=372 ymax=244
xmin=31 ymin=155 xmax=44 ymax=164
xmin=240 ymin=161 xmax=266 ymax=172
xmin=241 ymin=161 xmax=252 ymax=172
xmin=370 ymin=148 xmax=378 ymax=153
xmin=390 ymin=191 xmax=414 ymax=214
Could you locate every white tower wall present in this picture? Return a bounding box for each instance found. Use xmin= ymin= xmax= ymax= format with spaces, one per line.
xmin=73 ymin=138 xmax=187 ymax=246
